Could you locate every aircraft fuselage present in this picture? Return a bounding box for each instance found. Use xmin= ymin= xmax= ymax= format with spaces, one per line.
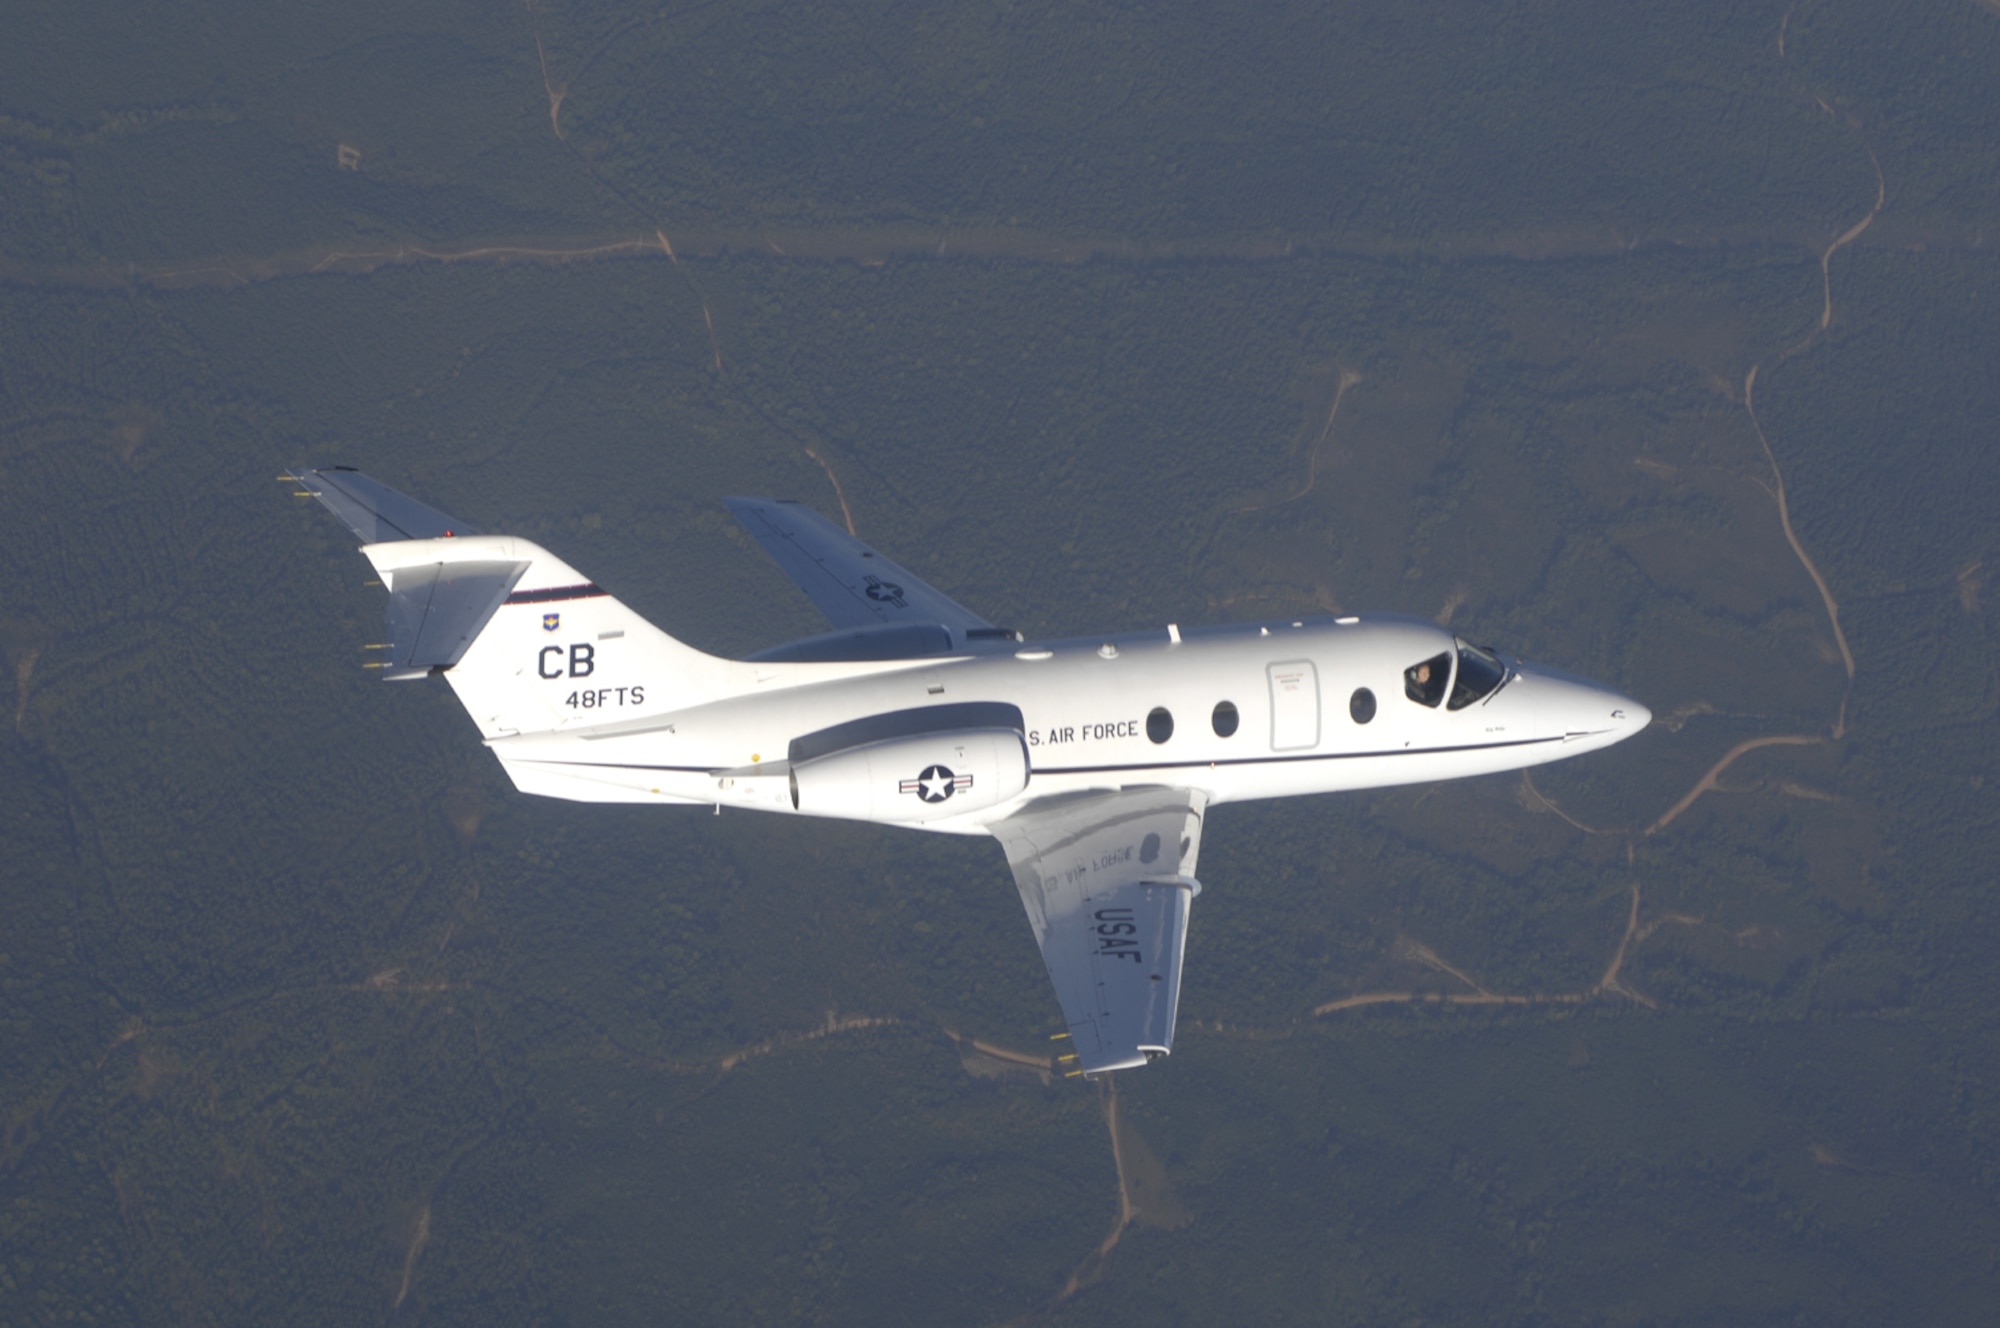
xmin=491 ymin=613 xmax=1647 ymax=831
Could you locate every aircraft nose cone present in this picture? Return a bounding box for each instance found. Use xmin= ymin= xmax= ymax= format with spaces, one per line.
xmin=1512 ymin=664 xmax=1649 ymax=749
xmin=1615 ymin=699 xmax=1652 ymax=733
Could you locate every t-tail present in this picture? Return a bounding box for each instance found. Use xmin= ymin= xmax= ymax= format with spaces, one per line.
xmin=286 ymin=467 xmax=751 ymax=746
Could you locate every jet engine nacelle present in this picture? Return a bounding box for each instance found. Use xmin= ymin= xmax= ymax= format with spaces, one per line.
xmin=790 ymin=728 xmax=1029 ymax=823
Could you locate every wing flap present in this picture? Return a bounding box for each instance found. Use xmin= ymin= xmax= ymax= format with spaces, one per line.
xmin=993 ymin=789 xmax=1207 ymax=1075
xmin=725 ymin=497 xmax=995 ymax=636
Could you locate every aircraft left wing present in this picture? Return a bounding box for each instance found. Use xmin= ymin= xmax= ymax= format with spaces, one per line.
xmin=724 ymin=497 xmax=997 ymax=636
xmin=991 ymin=789 xmax=1207 ymax=1076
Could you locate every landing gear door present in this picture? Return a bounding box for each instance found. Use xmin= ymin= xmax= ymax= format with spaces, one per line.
xmin=1267 ymin=660 xmax=1320 ymax=751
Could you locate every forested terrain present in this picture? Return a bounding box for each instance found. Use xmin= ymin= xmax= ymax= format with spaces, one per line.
xmin=3 ymin=2 xmax=1998 ymax=1323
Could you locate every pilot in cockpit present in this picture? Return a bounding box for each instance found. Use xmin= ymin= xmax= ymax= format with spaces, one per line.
xmin=1405 ymin=653 xmax=1451 ymax=707
xmin=1406 ymin=641 xmax=1509 ymax=711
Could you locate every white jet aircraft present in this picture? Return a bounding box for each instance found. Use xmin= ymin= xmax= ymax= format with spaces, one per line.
xmin=290 ymin=468 xmax=1649 ymax=1075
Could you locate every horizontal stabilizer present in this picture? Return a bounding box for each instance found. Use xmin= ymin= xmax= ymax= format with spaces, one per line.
xmin=289 ymin=467 xmax=472 ymax=544
xmin=288 ymin=467 xmax=519 ymax=680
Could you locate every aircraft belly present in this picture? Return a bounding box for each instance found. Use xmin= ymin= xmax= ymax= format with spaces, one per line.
xmin=497 ymin=756 xmax=713 ymax=805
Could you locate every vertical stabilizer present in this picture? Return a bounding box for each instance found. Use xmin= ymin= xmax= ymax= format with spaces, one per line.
xmin=359 ymin=535 xmax=747 ymax=739
xmin=290 ymin=468 xmax=754 ymax=741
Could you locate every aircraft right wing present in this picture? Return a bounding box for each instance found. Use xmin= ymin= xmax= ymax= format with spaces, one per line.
xmin=991 ymin=789 xmax=1207 ymax=1076
xmin=724 ymin=497 xmax=997 ymax=636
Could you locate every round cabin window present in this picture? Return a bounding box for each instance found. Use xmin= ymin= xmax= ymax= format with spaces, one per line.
xmin=1349 ymin=687 xmax=1377 ymax=724
xmin=1146 ymin=707 xmax=1175 ymax=744
xmin=1211 ymin=700 xmax=1239 ymax=737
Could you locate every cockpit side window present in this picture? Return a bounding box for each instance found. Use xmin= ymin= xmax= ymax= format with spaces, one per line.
xmin=1446 ymin=640 xmax=1509 ymax=710
xmin=1404 ymin=652 xmax=1451 ymax=707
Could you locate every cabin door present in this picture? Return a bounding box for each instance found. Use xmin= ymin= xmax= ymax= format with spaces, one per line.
xmin=1267 ymin=660 xmax=1320 ymax=751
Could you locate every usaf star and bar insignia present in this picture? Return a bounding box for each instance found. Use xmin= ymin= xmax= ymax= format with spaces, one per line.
xmin=900 ymin=764 xmax=973 ymax=804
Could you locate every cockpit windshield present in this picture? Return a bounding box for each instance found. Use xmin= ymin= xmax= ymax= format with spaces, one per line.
xmin=1404 ymin=652 xmax=1451 ymax=708
xmin=1446 ymin=640 xmax=1509 ymax=710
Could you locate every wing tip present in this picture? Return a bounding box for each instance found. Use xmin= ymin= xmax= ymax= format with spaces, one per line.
xmin=1076 ymin=1048 xmax=1160 ymax=1076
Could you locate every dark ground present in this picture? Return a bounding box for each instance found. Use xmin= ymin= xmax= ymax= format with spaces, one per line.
xmin=3 ymin=2 xmax=1998 ymax=1322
